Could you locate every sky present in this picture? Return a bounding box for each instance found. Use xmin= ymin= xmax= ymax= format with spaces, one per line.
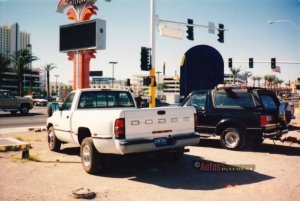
xmin=0 ymin=0 xmax=300 ymax=85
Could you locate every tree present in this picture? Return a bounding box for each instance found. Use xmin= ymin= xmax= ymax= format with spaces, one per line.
xmin=256 ymin=76 xmax=262 ymax=87
xmin=0 ymin=53 xmax=11 ymax=88
xmin=228 ymin=66 xmax=242 ymax=84
xmin=10 ymin=49 xmax=38 ymax=96
xmin=241 ymin=71 xmax=252 ymax=85
xmin=273 ymin=77 xmax=283 ymax=88
xmin=264 ymin=75 xmax=276 ymax=89
xmin=43 ymin=63 xmax=57 ymax=99
xmin=157 ymin=83 xmax=168 ymax=91
xmin=252 ymin=76 xmax=257 ymax=87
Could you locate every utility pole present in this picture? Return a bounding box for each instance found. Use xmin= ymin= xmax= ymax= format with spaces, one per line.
xmin=149 ymin=0 xmax=156 ymax=108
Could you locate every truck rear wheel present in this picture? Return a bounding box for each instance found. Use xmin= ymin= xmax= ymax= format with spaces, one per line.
xmin=220 ymin=127 xmax=245 ymax=150
xmin=20 ymin=105 xmax=29 ymax=115
xmin=81 ymin=137 xmax=104 ymax=174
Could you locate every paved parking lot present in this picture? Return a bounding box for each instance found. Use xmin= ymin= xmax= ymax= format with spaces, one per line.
xmin=0 ymin=109 xmax=299 ymax=201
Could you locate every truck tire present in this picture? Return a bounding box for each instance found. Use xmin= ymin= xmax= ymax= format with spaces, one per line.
xmin=20 ymin=105 xmax=29 ymax=115
xmin=220 ymin=127 xmax=245 ymax=150
xmin=47 ymin=127 xmax=61 ymax=152
xmin=81 ymin=137 xmax=103 ymax=174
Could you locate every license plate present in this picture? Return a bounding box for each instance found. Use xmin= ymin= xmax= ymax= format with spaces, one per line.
xmin=154 ymin=137 xmax=168 ymax=147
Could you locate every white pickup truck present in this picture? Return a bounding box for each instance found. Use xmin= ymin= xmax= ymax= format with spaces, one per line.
xmin=46 ymin=88 xmax=199 ymax=174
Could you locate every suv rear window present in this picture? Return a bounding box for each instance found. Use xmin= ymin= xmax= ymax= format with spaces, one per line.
xmin=259 ymin=95 xmax=277 ymax=109
xmin=215 ymin=91 xmax=255 ymax=108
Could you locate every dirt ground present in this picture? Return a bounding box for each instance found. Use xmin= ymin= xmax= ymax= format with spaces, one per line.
xmin=0 ymin=115 xmax=300 ymax=201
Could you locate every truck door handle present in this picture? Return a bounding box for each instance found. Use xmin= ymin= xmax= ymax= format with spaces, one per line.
xmin=157 ymin=110 xmax=166 ymax=115
xmin=66 ymin=116 xmax=69 ymax=119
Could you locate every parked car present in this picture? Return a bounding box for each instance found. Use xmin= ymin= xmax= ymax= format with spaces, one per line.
xmin=180 ymin=85 xmax=290 ymax=150
xmin=47 ymin=88 xmax=199 ymax=174
xmin=0 ymin=89 xmax=33 ymax=115
xmin=25 ymin=95 xmax=48 ymax=106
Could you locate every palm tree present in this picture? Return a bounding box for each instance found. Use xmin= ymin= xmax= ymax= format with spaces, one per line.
xmin=256 ymin=76 xmax=262 ymax=87
xmin=43 ymin=63 xmax=57 ymax=99
xmin=10 ymin=49 xmax=38 ymax=96
xmin=252 ymin=76 xmax=257 ymax=87
xmin=0 ymin=53 xmax=11 ymax=88
xmin=264 ymin=75 xmax=276 ymax=89
xmin=273 ymin=78 xmax=283 ymax=88
xmin=241 ymin=71 xmax=252 ymax=85
xmin=228 ymin=66 xmax=242 ymax=84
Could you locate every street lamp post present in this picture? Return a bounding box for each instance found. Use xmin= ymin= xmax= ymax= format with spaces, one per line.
xmin=268 ymin=20 xmax=300 ymax=31
xmin=109 ymin=61 xmax=117 ymax=88
xmin=54 ymin=75 xmax=59 ymax=96
xmin=156 ymin=71 xmax=161 ymax=84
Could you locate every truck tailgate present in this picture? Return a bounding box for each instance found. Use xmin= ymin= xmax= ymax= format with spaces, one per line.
xmin=123 ymin=106 xmax=196 ymax=140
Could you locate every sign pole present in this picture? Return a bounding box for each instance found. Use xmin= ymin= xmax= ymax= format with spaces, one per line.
xmin=57 ymin=0 xmax=98 ymax=90
xmin=149 ymin=0 xmax=156 ymax=107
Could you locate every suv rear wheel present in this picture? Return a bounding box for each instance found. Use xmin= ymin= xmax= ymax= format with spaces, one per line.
xmin=220 ymin=127 xmax=245 ymax=150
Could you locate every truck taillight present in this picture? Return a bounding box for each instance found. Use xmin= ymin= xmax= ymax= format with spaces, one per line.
xmin=194 ymin=113 xmax=198 ymax=131
xmin=260 ymin=115 xmax=267 ymax=126
xmin=115 ymin=118 xmax=125 ymax=139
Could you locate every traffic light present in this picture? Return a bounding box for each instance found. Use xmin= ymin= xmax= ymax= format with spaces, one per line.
xmin=140 ymin=47 xmax=151 ymax=71
xmin=217 ymin=24 xmax=224 ymax=43
xmin=126 ymin=78 xmax=131 ymax=86
xmin=228 ymin=58 xmax=232 ymax=68
xmin=249 ymin=58 xmax=253 ymax=68
xmin=271 ymin=58 xmax=276 ymax=69
xmin=186 ymin=18 xmax=194 ymax=41
xmin=143 ymin=76 xmax=151 ymax=86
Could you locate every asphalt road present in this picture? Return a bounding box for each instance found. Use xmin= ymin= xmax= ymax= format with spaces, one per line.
xmin=0 ymin=106 xmax=48 ymax=129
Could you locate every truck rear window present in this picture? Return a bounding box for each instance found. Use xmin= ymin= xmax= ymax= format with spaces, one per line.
xmin=78 ymin=91 xmax=135 ymax=109
xmin=215 ymin=92 xmax=255 ymax=108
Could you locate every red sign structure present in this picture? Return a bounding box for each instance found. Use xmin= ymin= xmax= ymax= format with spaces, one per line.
xmin=57 ymin=0 xmax=98 ymax=89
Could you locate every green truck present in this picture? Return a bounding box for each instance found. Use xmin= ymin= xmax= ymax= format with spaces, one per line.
xmin=0 ymin=89 xmax=33 ymax=115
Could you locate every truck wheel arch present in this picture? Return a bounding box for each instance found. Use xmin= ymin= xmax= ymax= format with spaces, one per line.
xmin=78 ymin=127 xmax=92 ymax=145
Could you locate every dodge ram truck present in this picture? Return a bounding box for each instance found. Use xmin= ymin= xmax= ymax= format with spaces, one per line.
xmin=46 ymin=88 xmax=199 ymax=174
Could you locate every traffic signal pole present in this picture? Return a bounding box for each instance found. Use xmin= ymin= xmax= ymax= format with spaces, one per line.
xmin=149 ymin=0 xmax=156 ymax=108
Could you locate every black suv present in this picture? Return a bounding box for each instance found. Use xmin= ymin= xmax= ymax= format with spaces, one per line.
xmin=181 ymin=86 xmax=290 ymax=150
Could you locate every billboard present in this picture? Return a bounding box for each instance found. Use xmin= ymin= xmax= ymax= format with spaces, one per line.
xmin=180 ymin=45 xmax=224 ymax=97
xmin=59 ymin=18 xmax=106 ymax=52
